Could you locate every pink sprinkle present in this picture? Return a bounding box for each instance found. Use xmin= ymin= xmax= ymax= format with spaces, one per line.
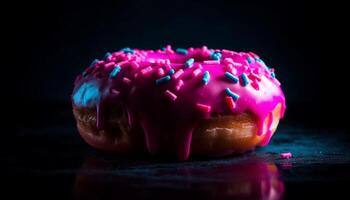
xmin=104 ymin=62 xmax=116 ymax=68
xmin=118 ymin=60 xmax=129 ymax=67
xmin=164 ymin=90 xmax=177 ymax=101
xmin=280 ymin=152 xmax=292 ymax=159
xmin=196 ymin=103 xmax=211 ymax=113
xmin=232 ymin=62 xmax=243 ymax=67
xmin=195 ymin=63 xmax=203 ymax=69
xmin=223 ymin=58 xmax=234 ymax=65
xmin=192 ymin=68 xmax=202 ymax=77
xmin=249 ymin=73 xmax=262 ymax=81
xmin=248 ymin=52 xmax=259 ymax=58
xmin=123 ymin=77 xmax=132 ymax=85
xmin=165 ymin=45 xmax=174 ymax=54
xmin=251 ymin=81 xmax=260 ymax=90
xmin=231 ymin=67 xmax=237 ymax=75
xmin=110 ymin=89 xmax=120 ymax=95
xmin=203 ymin=60 xmax=220 ymax=64
xmin=225 ymin=96 xmax=236 ymax=111
xmin=175 ymin=79 xmax=184 ymax=91
xmin=157 ymin=68 xmax=165 ymax=76
xmin=173 ymin=69 xmax=184 ymax=79
xmin=222 ymin=49 xmax=234 ymax=56
xmin=130 ymin=61 xmax=139 ymax=69
xmin=156 ymin=59 xmax=166 ymax=65
xmin=113 ymin=52 xmax=123 ymax=57
xmin=97 ymin=60 xmax=105 ymax=66
xmin=224 ymin=63 xmax=233 ymax=71
xmin=140 ymin=66 xmax=153 ymax=75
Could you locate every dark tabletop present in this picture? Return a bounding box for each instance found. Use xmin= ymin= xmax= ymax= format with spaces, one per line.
xmin=2 ymin=106 xmax=350 ymax=200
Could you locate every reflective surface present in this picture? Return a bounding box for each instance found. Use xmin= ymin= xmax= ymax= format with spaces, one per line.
xmin=3 ymin=110 xmax=350 ymax=199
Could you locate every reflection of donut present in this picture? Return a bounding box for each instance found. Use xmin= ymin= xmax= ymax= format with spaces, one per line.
xmin=74 ymin=156 xmax=284 ymax=200
xmin=72 ymin=46 xmax=286 ymax=160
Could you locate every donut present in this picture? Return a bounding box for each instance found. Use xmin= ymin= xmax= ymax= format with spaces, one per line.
xmin=72 ymin=46 xmax=286 ymax=160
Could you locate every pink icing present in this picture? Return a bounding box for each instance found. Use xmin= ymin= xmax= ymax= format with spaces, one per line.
xmin=72 ymin=46 xmax=286 ymax=160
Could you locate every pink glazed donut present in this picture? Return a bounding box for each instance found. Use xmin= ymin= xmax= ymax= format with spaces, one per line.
xmin=72 ymin=46 xmax=286 ymax=160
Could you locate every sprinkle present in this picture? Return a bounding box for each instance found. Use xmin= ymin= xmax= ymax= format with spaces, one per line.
xmin=223 ymin=58 xmax=234 ymax=65
xmin=271 ymin=72 xmax=276 ymax=78
xmin=222 ymin=49 xmax=234 ymax=56
xmin=211 ymin=52 xmax=222 ymax=60
xmin=104 ymin=62 xmax=116 ymax=68
xmin=192 ymin=68 xmax=202 ymax=77
xmin=232 ymin=62 xmax=243 ymax=67
xmin=202 ymin=71 xmax=210 ymax=85
xmin=104 ymin=52 xmax=112 ymax=60
xmin=168 ymin=68 xmax=175 ymax=76
xmin=240 ymin=73 xmax=250 ymax=86
xmin=196 ymin=103 xmax=211 ymax=113
xmin=121 ymin=47 xmax=135 ymax=54
xmin=157 ymin=68 xmax=165 ymax=76
xmin=110 ymin=89 xmax=120 ymax=95
xmin=203 ymin=60 xmax=220 ymax=64
xmin=225 ymin=96 xmax=236 ymax=110
xmin=161 ymin=47 xmax=166 ymax=51
xmin=175 ymin=79 xmax=184 ymax=91
xmin=248 ymin=52 xmax=259 ymax=59
xmin=123 ymin=77 xmax=132 ymax=85
xmin=185 ymin=58 xmax=194 ymax=68
xmin=225 ymin=88 xmax=239 ymax=101
xmin=156 ymin=75 xmax=171 ymax=85
xmin=173 ymin=69 xmax=184 ymax=79
xmin=140 ymin=66 xmax=153 ymax=76
xmin=109 ymin=65 xmax=121 ymax=78
xmin=164 ymin=90 xmax=177 ymax=101
xmin=249 ymin=73 xmax=262 ymax=82
xmin=280 ymin=152 xmax=292 ymax=159
xmin=97 ymin=60 xmax=105 ymax=66
xmin=89 ymin=59 xmax=99 ymax=67
xmin=247 ymin=57 xmax=254 ymax=63
xmin=130 ymin=61 xmax=139 ymax=69
xmin=225 ymin=72 xmax=239 ymax=83
xmin=251 ymin=81 xmax=260 ymax=90
xmin=176 ymin=48 xmax=188 ymax=55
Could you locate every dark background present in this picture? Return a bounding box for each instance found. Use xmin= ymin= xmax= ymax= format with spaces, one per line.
xmin=3 ymin=1 xmax=350 ymax=199
xmin=5 ymin=0 xmax=349 ymax=129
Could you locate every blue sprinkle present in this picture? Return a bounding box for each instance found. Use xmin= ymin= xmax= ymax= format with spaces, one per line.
xmin=104 ymin=52 xmax=112 ymax=59
xmin=185 ymin=58 xmax=194 ymax=68
xmin=121 ymin=47 xmax=135 ymax=54
xmin=241 ymin=73 xmax=250 ymax=86
xmin=225 ymin=72 xmax=239 ymax=83
xmin=271 ymin=72 xmax=276 ymax=78
xmin=89 ymin=59 xmax=99 ymax=67
xmin=202 ymin=71 xmax=210 ymax=85
xmin=225 ymin=88 xmax=239 ymax=101
xmin=156 ymin=75 xmax=171 ymax=85
xmin=211 ymin=52 xmax=222 ymax=61
xmin=161 ymin=47 xmax=166 ymax=51
xmin=247 ymin=57 xmax=253 ymax=63
xmin=176 ymin=48 xmax=188 ymax=55
xmin=109 ymin=65 xmax=121 ymax=78
xmin=73 ymin=82 xmax=101 ymax=107
xmin=82 ymin=71 xmax=87 ymax=77
xmin=169 ymin=68 xmax=175 ymax=76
